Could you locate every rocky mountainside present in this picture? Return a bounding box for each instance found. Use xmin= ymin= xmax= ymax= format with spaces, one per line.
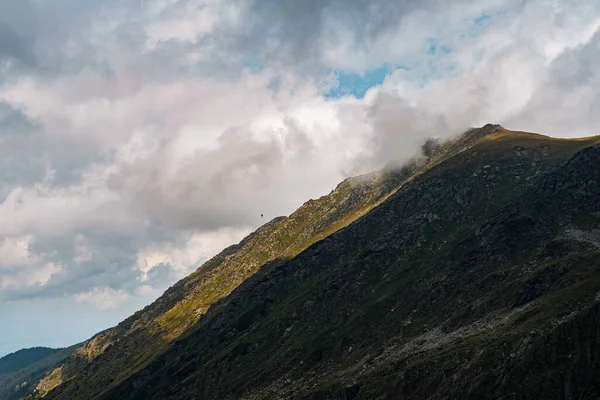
xmin=31 ymin=146 xmax=417 ymax=399
xmin=31 ymin=125 xmax=600 ymax=399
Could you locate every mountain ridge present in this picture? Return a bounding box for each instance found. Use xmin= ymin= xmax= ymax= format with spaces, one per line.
xmin=33 ymin=140 xmax=425 ymax=399
xmin=21 ymin=125 xmax=600 ymax=399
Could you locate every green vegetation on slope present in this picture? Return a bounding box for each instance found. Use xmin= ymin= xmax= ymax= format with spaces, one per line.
xmin=37 ymin=152 xmax=420 ymax=399
xmin=38 ymin=125 xmax=600 ymax=400
xmin=78 ymin=126 xmax=600 ymax=400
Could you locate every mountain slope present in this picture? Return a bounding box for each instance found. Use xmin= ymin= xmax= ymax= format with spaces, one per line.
xmin=0 ymin=347 xmax=77 ymax=400
xmin=44 ymin=125 xmax=600 ymax=399
xmin=0 ymin=348 xmax=60 ymax=376
xmin=35 ymin=154 xmax=419 ymax=399
xmin=55 ymin=125 xmax=600 ymax=400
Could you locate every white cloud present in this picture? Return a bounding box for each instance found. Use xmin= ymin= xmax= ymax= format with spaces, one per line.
xmin=0 ymin=235 xmax=64 ymax=292
xmin=2 ymin=0 xmax=600 ymax=353
xmin=135 ymin=284 xmax=156 ymax=297
xmin=144 ymin=0 xmax=243 ymax=50
xmin=0 ymin=183 xmax=135 ymax=238
xmin=73 ymin=234 xmax=94 ymax=265
xmin=135 ymin=227 xmax=251 ymax=281
xmin=74 ymin=287 xmax=131 ymax=310
xmin=0 ymin=235 xmax=37 ymax=268
xmin=0 ymin=262 xmax=63 ymax=290
xmin=28 ymin=263 xmax=63 ymax=287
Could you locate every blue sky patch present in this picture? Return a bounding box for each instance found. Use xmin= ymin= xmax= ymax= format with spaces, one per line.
xmin=474 ymin=12 xmax=492 ymax=25
xmin=324 ymin=65 xmax=399 ymax=99
xmin=464 ymin=8 xmax=508 ymax=38
xmin=242 ymin=59 xmax=266 ymax=72
xmin=426 ymin=38 xmax=454 ymax=56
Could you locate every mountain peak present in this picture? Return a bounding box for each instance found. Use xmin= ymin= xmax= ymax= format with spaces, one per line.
xmin=464 ymin=123 xmax=505 ymax=140
xmin=22 ymin=128 xmax=600 ymax=400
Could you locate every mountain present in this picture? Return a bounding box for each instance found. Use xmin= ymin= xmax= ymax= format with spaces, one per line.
xmin=0 ymin=347 xmax=76 ymax=400
xmin=32 ymin=148 xmax=416 ymax=399
xmin=0 ymin=348 xmax=60 ymax=376
xmin=32 ymin=125 xmax=600 ymax=399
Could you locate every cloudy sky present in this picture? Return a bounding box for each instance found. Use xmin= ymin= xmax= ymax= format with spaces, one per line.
xmin=1 ymin=0 xmax=599 ymax=356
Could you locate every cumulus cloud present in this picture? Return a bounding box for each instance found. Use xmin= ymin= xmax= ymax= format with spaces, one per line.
xmin=135 ymin=227 xmax=251 ymax=281
xmin=505 ymin=29 xmax=600 ymax=136
xmin=0 ymin=235 xmax=65 ymax=292
xmin=74 ymin=287 xmax=131 ymax=310
xmin=0 ymin=235 xmax=37 ymax=267
xmin=1 ymin=0 xmax=600 ymax=353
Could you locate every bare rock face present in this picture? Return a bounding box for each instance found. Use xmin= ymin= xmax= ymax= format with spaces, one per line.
xmin=34 ymin=126 xmax=600 ymax=400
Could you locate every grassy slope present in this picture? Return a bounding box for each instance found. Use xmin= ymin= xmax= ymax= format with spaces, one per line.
xmin=90 ymin=128 xmax=600 ymax=400
xmin=39 ymin=159 xmax=416 ymax=399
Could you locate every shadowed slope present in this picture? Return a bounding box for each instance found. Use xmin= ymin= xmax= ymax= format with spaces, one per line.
xmin=90 ymin=128 xmax=600 ymax=400
xmin=37 ymin=152 xmax=417 ymax=399
xmin=39 ymin=125 xmax=600 ymax=400
xmin=0 ymin=346 xmax=79 ymax=400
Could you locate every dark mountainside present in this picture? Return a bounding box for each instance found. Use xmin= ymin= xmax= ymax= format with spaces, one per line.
xmin=29 ymin=124 xmax=600 ymax=399
xmin=0 ymin=347 xmax=76 ymax=400
xmin=0 ymin=348 xmax=60 ymax=376
xmin=31 ymin=146 xmax=414 ymax=399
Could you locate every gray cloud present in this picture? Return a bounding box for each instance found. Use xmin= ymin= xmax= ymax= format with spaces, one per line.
xmin=0 ymin=0 xmax=37 ymax=70
xmin=2 ymin=0 xmax=600 ymax=355
xmin=214 ymin=0 xmax=498 ymax=72
xmin=107 ymin=120 xmax=316 ymax=231
xmin=360 ymin=94 xmax=454 ymax=170
xmin=0 ymin=102 xmax=37 ymax=133
xmin=0 ymin=102 xmax=43 ymax=200
xmin=505 ymin=29 xmax=600 ymax=136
